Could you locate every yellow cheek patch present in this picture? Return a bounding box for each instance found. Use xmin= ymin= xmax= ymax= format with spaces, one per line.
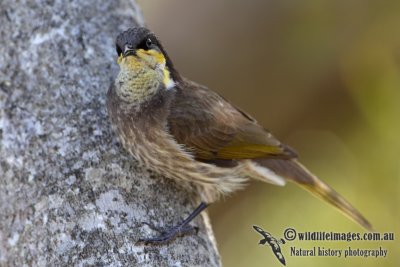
xmin=137 ymin=49 xmax=166 ymax=65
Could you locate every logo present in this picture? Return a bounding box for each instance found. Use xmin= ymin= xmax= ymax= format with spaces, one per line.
xmin=253 ymin=225 xmax=286 ymax=266
xmin=252 ymin=226 xmax=394 ymax=264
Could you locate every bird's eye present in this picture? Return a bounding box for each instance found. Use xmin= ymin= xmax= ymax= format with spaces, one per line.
xmin=137 ymin=37 xmax=155 ymax=50
xmin=146 ymin=38 xmax=153 ymax=48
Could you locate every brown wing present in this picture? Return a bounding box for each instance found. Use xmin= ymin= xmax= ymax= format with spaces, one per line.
xmin=167 ymin=79 xmax=297 ymax=160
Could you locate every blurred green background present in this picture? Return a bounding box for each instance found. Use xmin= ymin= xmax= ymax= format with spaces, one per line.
xmin=139 ymin=1 xmax=399 ymax=266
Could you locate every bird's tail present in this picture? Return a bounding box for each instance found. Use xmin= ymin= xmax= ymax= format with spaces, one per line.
xmin=255 ymin=158 xmax=372 ymax=231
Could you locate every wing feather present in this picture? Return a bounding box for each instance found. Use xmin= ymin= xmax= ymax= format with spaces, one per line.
xmin=168 ymin=79 xmax=297 ymax=161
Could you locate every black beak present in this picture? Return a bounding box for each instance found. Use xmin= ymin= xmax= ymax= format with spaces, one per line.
xmin=123 ymin=45 xmax=135 ymax=57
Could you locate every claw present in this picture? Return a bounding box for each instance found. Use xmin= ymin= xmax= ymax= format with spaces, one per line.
xmin=137 ymin=224 xmax=198 ymax=244
xmin=136 ymin=202 xmax=208 ymax=245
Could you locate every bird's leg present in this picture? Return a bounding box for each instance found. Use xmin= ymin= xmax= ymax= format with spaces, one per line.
xmin=138 ymin=202 xmax=209 ymax=244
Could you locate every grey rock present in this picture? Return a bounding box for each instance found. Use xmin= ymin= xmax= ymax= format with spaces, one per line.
xmin=0 ymin=0 xmax=220 ymax=266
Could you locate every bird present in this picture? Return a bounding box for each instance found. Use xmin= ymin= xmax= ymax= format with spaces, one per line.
xmin=253 ymin=225 xmax=286 ymax=265
xmin=107 ymin=27 xmax=372 ymax=244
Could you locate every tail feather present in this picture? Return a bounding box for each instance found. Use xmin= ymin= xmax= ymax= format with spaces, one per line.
xmin=256 ymin=158 xmax=372 ymax=231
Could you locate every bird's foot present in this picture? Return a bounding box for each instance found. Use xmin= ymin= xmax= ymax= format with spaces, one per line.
xmin=138 ymin=221 xmax=198 ymax=244
xmin=137 ymin=202 xmax=208 ymax=245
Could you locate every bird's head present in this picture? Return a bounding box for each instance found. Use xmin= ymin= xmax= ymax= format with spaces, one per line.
xmin=114 ymin=27 xmax=177 ymax=104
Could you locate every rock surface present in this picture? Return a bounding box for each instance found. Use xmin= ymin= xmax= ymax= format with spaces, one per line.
xmin=0 ymin=0 xmax=220 ymax=266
